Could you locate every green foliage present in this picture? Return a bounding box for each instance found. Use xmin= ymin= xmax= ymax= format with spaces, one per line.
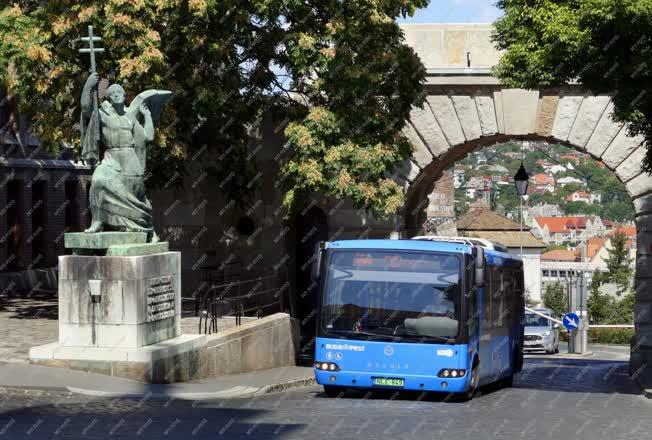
xmin=604 ymin=231 xmax=634 ymax=294
xmin=459 ymin=141 xmax=634 ymax=221
xmin=613 ymin=293 xmax=636 ymax=324
xmin=574 ymin=161 xmax=635 ymax=221
xmin=587 ymin=282 xmax=616 ymax=324
xmin=493 ymin=183 xmax=520 ymax=213
xmin=493 ymin=0 xmax=652 ymax=173
xmin=0 ymin=0 xmax=429 ymax=216
xmin=587 ymin=327 xmax=634 ymax=345
xmin=562 ymin=201 xmax=599 ymax=216
xmin=588 ymin=270 xmax=635 ymax=324
xmin=542 ymin=281 xmax=567 ymax=318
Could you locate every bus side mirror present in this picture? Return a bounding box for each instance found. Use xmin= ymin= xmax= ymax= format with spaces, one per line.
xmin=474 ymin=247 xmax=485 ymax=287
xmin=310 ymin=241 xmax=327 ymax=282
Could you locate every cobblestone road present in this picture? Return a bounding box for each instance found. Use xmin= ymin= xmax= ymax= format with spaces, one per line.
xmin=0 ymin=356 xmax=649 ymax=439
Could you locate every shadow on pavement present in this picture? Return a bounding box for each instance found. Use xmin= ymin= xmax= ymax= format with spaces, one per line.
xmin=514 ymin=358 xmax=642 ymax=395
xmin=311 ymin=357 xmax=641 ymax=402
xmin=0 ymin=294 xmax=58 ymax=320
xmin=0 ymin=397 xmax=306 ymax=439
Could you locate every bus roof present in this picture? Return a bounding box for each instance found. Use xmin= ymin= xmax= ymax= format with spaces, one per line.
xmin=328 ymin=239 xmax=522 ymax=263
xmin=328 ymin=239 xmax=472 ymax=254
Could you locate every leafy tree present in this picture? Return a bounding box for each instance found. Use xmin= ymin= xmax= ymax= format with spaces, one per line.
xmin=524 ymin=290 xmax=538 ymax=308
xmin=589 ymin=264 xmax=635 ymax=325
xmin=561 ymin=201 xmax=599 ymax=216
xmin=604 ymin=231 xmax=634 ymax=295
xmin=587 ymin=274 xmax=616 ymax=324
xmin=542 ymin=281 xmax=567 ymax=318
xmin=612 ymin=292 xmax=636 ymax=324
xmin=493 ymin=183 xmax=520 ymax=213
xmin=493 ymin=0 xmax=652 ymax=173
xmin=0 ymin=0 xmax=428 ymax=216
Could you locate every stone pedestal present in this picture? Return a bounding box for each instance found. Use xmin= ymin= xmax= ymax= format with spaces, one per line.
xmin=30 ymin=233 xmax=205 ymax=383
xmin=57 ymin=251 xmax=181 ymax=348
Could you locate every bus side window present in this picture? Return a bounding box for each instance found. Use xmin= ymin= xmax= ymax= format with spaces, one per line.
xmin=502 ymin=269 xmax=514 ymax=326
xmin=468 ymin=268 xmax=478 ymax=336
xmin=481 ymin=264 xmax=492 ymax=330
xmin=491 ymin=266 xmax=504 ymax=328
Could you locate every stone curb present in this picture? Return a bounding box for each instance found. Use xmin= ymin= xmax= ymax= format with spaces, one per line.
xmin=254 ymin=377 xmax=317 ymax=396
xmin=0 ymin=386 xmax=73 ymax=399
xmin=551 ymin=351 xmax=594 ymax=358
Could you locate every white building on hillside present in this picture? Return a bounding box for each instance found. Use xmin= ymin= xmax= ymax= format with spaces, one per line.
xmin=557 ymin=176 xmax=585 ymax=187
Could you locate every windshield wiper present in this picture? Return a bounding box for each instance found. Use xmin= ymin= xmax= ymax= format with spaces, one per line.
xmin=325 ymin=328 xmax=454 ymax=343
xmin=325 ymin=329 xmax=393 ymax=339
xmin=393 ymin=329 xmax=455 ymax=343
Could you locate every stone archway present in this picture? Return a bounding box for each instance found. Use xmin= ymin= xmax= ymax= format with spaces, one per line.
xmin=394 ymin=86 xmax=652 ymax=386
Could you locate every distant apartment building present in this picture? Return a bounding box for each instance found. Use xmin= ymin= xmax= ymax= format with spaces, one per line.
xmin=532 ymin=216 xmax=606 ymax=245
xmin=556 ymin=176 xmax=584 ymax=187
xmin=546 ymin=163 xmax=575 ymax=174
xmin=565 ymin=191 xmax=601 ymax=204
xmin=528 ymin=203 xmax=563 ymax=218
xmin=540 ymin=227 xmax=636 ymax=289
xmin=531 ymin=173 xmax=555 ymax=193
xmin=453 ymin=168 xmax=466 ymax=189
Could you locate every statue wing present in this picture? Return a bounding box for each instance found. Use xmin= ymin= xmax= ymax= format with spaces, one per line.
xmin=126 ymin=89 xmax=172 ymax=126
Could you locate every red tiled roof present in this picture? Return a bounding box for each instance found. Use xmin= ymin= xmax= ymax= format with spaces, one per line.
xmin=586 ymin=237 xmax=605 ymax=259
xmin=560 ymin=154 xmax=579 ymax=161
xmin=533 ymin=173 xmax=553 ymax=185
xmin=566 ymin=191 xmax=591 ymax=202
xmin=611 ymin=226 xmax=636 ymax=237
xmin=535 ymin=216 xmax=589 ymax=233
xmin=542 ymin=249 xmax=578 ymax=261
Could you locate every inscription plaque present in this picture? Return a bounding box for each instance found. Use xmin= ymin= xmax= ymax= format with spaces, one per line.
xmin=146 ymin=275 xmax=175 ymax=322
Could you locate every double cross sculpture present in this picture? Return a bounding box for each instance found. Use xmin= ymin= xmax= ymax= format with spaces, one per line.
xmin=79 ymin=25 xmax=104 ymax=143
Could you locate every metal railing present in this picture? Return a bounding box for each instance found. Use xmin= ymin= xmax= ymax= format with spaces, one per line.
xmin=194 ymin=272 xmax=288 ymax=335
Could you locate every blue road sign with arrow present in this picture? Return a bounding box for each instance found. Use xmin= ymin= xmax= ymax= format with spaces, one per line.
xmin=562 ymin=312 xmax=580 ymax=331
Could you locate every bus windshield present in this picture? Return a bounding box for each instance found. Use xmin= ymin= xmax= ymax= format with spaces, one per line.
xmin=320 ymin=250 xmax=462 ymax=341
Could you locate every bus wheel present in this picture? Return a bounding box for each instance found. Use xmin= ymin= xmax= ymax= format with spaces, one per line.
xmin=459 ymin=365 xmax=479 ymax=401
xmin=500 ymin=374 xmax=514 ymax=388
xmin=323 ymin=385 xmax=344 ymax=398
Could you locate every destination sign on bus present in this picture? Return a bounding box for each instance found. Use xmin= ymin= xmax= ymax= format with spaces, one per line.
xmin=350 ymin=252 xmax=455 ymax=272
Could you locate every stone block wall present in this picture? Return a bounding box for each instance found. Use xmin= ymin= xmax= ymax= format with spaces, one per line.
xmin=199 ymin=313 xmax=299 ymax=378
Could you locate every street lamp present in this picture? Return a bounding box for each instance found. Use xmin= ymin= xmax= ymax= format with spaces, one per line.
xmin=514 ymin=163 xmax=529 ymax=196
xmin=513 ymin=163 xmax=529 ymax=257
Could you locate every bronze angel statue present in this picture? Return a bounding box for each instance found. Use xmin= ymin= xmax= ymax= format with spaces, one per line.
xmin=80 ymin=72 xmax=171 ymax=242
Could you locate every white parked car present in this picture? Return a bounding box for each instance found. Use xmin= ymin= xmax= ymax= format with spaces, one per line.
xmin=523 ymin=308 xmax=560 ymax=354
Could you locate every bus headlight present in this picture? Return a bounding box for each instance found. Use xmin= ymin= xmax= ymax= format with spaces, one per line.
xmin=315 ymin=362 xmax=340 ymax=372
xmin=437 ymin=369 xmax=465 ymax=378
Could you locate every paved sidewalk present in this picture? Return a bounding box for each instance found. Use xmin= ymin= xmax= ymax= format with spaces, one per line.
xmin=0 ymin=362 xmax=315 ymax=399
xmin=0 ymin=294 xmax=252 ymax=363
xmin=0 ymin=294 xmax=315 ymax=399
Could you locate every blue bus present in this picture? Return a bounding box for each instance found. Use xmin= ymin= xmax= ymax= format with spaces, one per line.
xmin=312 ymin=238 xmax=524 ymax=400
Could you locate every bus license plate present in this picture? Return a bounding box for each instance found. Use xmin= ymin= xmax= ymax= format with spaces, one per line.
xmin=373 ymin=377 xmax=404 ymax=387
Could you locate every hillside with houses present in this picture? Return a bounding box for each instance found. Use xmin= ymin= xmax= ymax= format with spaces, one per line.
xmin=453 ymin=141 xmax=635 ymax=223
xmin=450 ymin=142 xmax=637 ymax=303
